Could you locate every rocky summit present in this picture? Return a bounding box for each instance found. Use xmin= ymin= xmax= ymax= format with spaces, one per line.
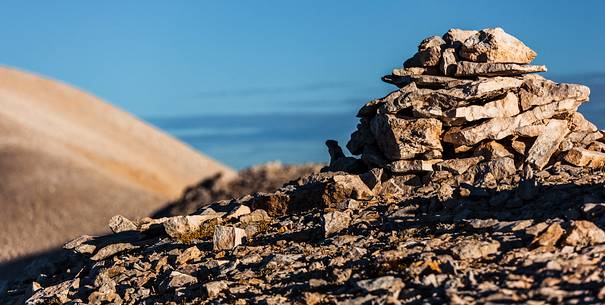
xmin=4 ymin=28 xmax=605 ymax=305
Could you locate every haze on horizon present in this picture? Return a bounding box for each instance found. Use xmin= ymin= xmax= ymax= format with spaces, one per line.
xmin=1 ymin=1 xmax=604 ymax=168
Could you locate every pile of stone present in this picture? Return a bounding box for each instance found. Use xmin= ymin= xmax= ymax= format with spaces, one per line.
xmin=347 ymin=27 xmax=605 ymax=182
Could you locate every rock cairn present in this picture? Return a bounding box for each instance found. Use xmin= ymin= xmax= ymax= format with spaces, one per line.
xmin=347 ymin=27 xmax=605 ymax=182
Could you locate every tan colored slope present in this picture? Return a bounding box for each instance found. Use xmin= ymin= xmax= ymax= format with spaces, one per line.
xmin=0 ymin=66 xmax=235 ymax=263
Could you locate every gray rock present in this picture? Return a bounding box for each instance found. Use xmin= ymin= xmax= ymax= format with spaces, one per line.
xmin=388 ymin=159 xmax=439 ymax=174
xmin=225 ymin=205 xmax=251 ymax=221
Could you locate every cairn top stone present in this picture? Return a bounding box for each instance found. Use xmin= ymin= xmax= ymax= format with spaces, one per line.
xmin=402 ymin=27 xmax=541 ymax=77
xmin=459 ymin=27 xmax=537 ymax=64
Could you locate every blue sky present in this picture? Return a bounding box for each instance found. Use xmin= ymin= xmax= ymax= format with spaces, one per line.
xmin=0 ymin=1 xmax=604 ymax=117
xmin=1 ymin=1 xmax=604 ymax=168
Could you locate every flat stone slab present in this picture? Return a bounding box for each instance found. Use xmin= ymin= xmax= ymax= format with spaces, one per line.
xmin=454 ymin=61 xmax=547 ymax=77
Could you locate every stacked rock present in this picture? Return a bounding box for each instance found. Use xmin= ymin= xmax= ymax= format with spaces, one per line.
xmin=347 ymin=28 xmax=605 ymax=181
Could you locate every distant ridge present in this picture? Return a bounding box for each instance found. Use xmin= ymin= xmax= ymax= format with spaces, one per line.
xmin=0 ymin=66 xmax=235 ymax=264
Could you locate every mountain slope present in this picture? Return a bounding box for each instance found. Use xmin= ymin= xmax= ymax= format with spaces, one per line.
xmin=0 ymin=66 xmax=235 ymax=264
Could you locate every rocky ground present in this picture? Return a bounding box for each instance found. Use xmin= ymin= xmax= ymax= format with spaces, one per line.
xmin=4 ymin=27 xmax=605 ymax=305
xmin=3 ymin=164 xmax=605 ymax=304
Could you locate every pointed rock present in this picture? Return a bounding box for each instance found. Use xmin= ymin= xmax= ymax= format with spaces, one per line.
xmin=163 ymin=271 xmax=197 ymax=289
xmin=176 ymin=246 xmax=202 ymax=265
xmin=225 ymin=205 xmax=251 ymax=221
xmin=459 ymin=27 xmax=537 ymax=64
